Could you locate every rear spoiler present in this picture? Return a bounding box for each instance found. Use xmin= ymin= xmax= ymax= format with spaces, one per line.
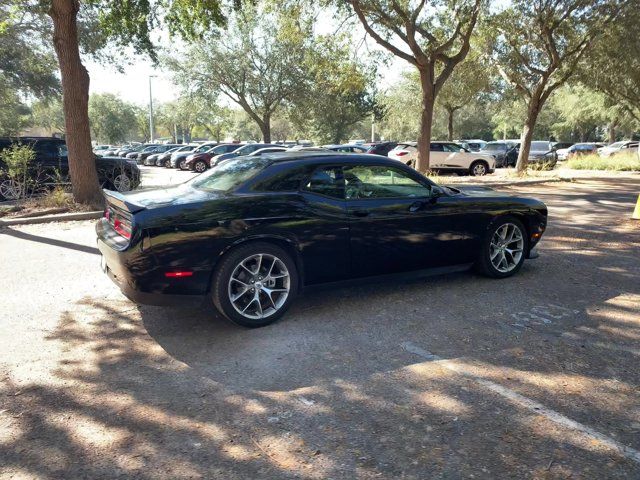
xmin=103 ymin=189 xmax=146 ymax=214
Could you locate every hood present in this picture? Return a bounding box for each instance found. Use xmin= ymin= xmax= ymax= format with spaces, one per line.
xmin=117 ymin=184 xmax=223 ymax=209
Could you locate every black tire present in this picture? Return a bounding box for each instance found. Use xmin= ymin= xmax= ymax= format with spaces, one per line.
xmin=193 ymin=160 xmax=208 ymax=173
xmin=475 ymin=216 xmax=528 ymax=278
xmin=469 ymin=160 xmax=489 ymax=176
xmin=211 ymin=242 xmax=299 ymax=328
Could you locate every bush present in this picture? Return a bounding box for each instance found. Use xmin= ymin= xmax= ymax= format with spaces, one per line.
xmin=567 ymin=153 xmax=640 ymax=171
xmin=0 ymin=144 xmax=35 ymax=199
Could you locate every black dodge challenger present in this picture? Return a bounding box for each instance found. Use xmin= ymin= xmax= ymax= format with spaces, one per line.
xmin=97 ymin=153 xmax=547 ymax=327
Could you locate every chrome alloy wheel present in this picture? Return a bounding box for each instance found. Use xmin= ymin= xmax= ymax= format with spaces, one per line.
xmin=472 ymin=162 xmax=487 ymax=176
xmin=228 ymin=253 xmax=290 ymax=320
xmin=113 ymin=174 xmax=132 ymax=192
xmin=194 ymin=161 xmax=207 ymax=173
xmin=0 ymin=179 xmax=23 ymax=200
xmin=490 ymin=223 xmax=524 ymax=273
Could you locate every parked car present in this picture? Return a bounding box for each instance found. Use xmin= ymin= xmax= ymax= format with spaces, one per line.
xmin=136 ymin=144 xmax=180 ymax=164
xmin=611 ymin=142 xmax=639 ymax=156
xmin=118 ymin=144 xmax=144 ymax=157
xmin=527 ymin=141 xmax=558 ymax=167
xmin=389 ymin=142 xmax=495 ymax=175
xmin=566 ymin=143 xmax=600 ymax=158
xmin=156 ymin=145 xmax=191 ymax=167
xmin=184 ymin=144 xmax=242 ymax=172
xmin=324 ymin=144 xmax=370 ymax=153
xmin=247 ymin=147 xmax=288 ymax=156
xmin=97 ymin=152 xmax=547 ymax=328
xmin=427 ymin=142 xmax=496 ymax=175
xmin=127 ymin=144 xmax=159 ymax=160
xmin=388 ymin=142 xmax=418 ymax=164
xmin=551 ymin=142 xmax=574 ymax=161
xmin=598 ymin=140 xmax=637 ymax=157
xmin=93 ymin=145 xmax=114 ymax=154
xmin=214 ymin=143 xmax=277 ymax=165
xmin=205 ymin=144 xmax=244 ymax=168
xmin=0 ymin=137 xmax=140 ymax=200
xmin=362 ymin=142 xmax=398 ymax=156
xmin=480 ymin=141 xmax=519 ymax=167
xmin=456 ymin=140 xmax=487 ymax=152
xmin=172 ymin=143 xmax=217 ymax=169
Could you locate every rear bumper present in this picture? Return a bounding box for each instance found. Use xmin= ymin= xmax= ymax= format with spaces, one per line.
xmin=96 ymin=220 xmax=208 ymax=307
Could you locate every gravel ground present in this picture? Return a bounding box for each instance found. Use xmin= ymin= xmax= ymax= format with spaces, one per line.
xmin=1 ymin=177 xmax=639 ymax=479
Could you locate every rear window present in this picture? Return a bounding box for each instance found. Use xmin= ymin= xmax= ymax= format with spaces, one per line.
xmin=190 ymin=157 xmax=270 ymax=192
xmin=531 ymin=141 xmax=551 ymax=151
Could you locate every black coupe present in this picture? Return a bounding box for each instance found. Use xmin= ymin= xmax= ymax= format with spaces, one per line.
xmin=97 ymin=153 xmax=547 ymax=327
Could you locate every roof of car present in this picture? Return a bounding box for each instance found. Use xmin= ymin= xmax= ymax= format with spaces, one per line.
xmin=240 ymin=151 xmax=405 ymax=166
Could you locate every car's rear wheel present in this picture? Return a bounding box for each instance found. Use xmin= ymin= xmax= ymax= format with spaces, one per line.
xmin=469 ymin=160 xmax=488 ymax=176
xmin=476 ymin=216 xmax=527 ymax=278
xmin=193 ymin=160 xmax=208 ymax=173
xmin=0 ymin=179 xmax=23 ymax=200
xmin=212 ymin=242 xmax=298 ymax=328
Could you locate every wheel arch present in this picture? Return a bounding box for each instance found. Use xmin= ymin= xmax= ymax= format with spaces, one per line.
xmin=211 ymin=235 xmax=305 ymax=292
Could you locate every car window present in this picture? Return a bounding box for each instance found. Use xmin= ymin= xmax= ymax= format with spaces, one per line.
xmin=482 ymin=143 xmax=506 ymax=152
xmin=531 ymin=141 xmax=551 ymax=151
xmin=190 ymin=157 xmax=270 ymax=192
xmin=303 ymin=166 xmax=344 ymax=199
xmin=343 ymin=165 xmax=430 ymax=200
xmin=443 ymin=143 xmax=463 ymax=152
xmin=430 ymin=143 xmax=444 ymax=152
xmin=252 ymin=165 xmax=312 ymax=192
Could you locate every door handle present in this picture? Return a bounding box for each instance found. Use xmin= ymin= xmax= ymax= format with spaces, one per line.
xmin=351 ymin=209 xmax=370 ymax=217
xmin=409 ymin=201 xmax=424 ymax=212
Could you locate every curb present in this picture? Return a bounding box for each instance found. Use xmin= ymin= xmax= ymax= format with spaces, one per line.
xmin=448 ymin=177 xmax=570 ymax=188
xmin=0 ymin=210 xmax=102 ymax=227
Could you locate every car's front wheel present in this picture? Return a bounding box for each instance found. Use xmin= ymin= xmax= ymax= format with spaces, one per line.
xmin=469 ymin=160 xmax=489 ymax=176
xmin=212 ymin=242 xmax=298 ymax=328
xmin=179 ymin=159 xmax=187 ymax=170
xmin=193 ymin=160 xmax=208 ymax=173
xmin=476 ymin=216 xmax=527 ymax=278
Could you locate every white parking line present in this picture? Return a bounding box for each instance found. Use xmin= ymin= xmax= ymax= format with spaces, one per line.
xmin=401 ymin=341 xmax=640 ymax=465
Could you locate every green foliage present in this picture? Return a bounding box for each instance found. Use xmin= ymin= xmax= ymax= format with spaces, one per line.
xmin=567 ymin=153 xmax=640 ymax=171
xmin=0 ymin=81 xmax=31 ymax=135
xmin=30 ymin=98 xmax=66 ymax=134
xmin=377 ymin=72 xmax=421 ymax=141
xmin=292 ymin=33 xmax=377 ymax=144
xmin=0 ymin=144 xmax=35 ymax=198
xmin=88 ymin=93 xmax=139 ymax=144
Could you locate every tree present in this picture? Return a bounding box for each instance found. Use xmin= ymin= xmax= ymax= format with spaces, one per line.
xmin=377 ymin=73 xmax=422 ymax=142
xmin=0 ymin=81 xmax=31 ymax=135
xmin=489 ymin=0 xmax=621 ymax=173
xmin=31 ymin=99 xmax=66 ymax=134
xmin=345 ymin=0 xmax=482 ymax=171
xmin=169 ymin=4 xmax=309 ymax=143
xmin=87 ymin=93 xmax=138 ymax=144
xmin=436 ymin=53 xmax=491 ymax=140
xmin=579 ymin=10 xmax=640 ymax=127
xmin=3 ymin=1 xmax=228 ymax=206
xmin=294 ymin=34 xmax=377 ymax=144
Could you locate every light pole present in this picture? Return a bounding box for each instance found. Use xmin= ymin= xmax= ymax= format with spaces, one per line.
xmin=148 ymin=75 xmax=156 ymax=142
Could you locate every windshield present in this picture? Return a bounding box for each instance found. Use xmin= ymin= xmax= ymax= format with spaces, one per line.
xmin=482 ymin=143 xmax=506 ymax=152
xmin=531 ymin=141 xmax=550 ymax=151
xmin=189 ymin=157 xmax=271 ymax=192
xmin=608 ymin=142 xmax=625 ymax=148
xmin=194 ymin=144 xmax=213 ymax=153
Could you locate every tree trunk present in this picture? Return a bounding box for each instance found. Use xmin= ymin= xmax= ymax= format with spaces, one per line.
xmin=49 ymin=0 xmax=102 ymax=207
xmin=515 ymin=98 xmax=541 ymax=174
xmin=446 ymin=107 xmax=458 ymax=141
xmin=607 ymin=119 xmax=617 ymax=144
xmin=416 ymin=70 xmax=435 ymax=172
xmin=261 ymin=115 xmax=271 ymax=143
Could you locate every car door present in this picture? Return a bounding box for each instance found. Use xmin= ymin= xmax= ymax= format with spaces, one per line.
xmin=298 ymin=165 xmax=351 ymax=284
xmin=429 ymin=142 xmax=447 ymax=167
xmin=344 ymin=163 xmax=469 ymax=278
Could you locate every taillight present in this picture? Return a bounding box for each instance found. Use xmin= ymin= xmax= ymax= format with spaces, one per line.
xmin=113 ymin=218 xmax=132 ymax=239
xmin=396 ymin=151 xmax=408 ymax=156
xmin=165 ymin=271 xmax=194 ymax=278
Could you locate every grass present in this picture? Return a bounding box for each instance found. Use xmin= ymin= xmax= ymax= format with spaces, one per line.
xmin=566 ymin=153 xmax=640 ymax=171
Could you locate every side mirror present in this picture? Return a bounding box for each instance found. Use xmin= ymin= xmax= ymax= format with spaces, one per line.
xmin=460 ymin=148 xmax=465 ymax=153
xmin=431 ymin=186 xmax=445 ymax=198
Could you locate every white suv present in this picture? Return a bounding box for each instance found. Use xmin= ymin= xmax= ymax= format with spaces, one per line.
xmin=390 ymin=141 xmax=495 ymax=176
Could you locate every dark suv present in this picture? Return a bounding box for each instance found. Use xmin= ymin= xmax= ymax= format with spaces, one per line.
xmin=0 ymin=137 xmax=140 ymax=201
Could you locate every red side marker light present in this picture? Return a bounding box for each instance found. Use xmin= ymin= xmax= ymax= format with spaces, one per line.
xmin=165 ymin=271 xmax=194 ymax=278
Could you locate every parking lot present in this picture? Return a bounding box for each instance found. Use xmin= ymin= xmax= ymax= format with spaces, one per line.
xmin=1 ymin=176 xmax=639 ymax=478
